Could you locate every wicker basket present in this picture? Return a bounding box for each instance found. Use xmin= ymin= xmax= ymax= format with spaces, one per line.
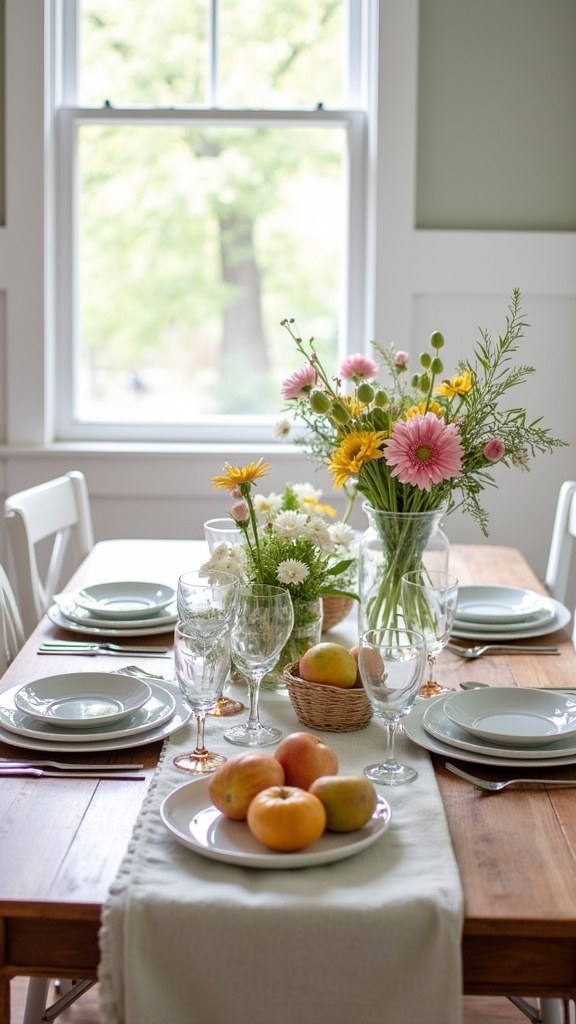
xmin=321 ymin=595 xmax=355 ymax=632
xmin=283 ymin=661 xmax=373 ymax=733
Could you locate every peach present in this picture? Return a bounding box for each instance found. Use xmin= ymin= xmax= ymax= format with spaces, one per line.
xmin=208 ymin=752 xmax=285 ymax=820
xmin=274 ymin=731 xmax=338 ymax=790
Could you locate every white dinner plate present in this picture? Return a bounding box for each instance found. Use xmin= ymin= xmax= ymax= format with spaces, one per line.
xmin=450 ymin=598 xmax=570 ymax=641
xmin=403 ymin=693 xmax=576 ymax=767
xmin=54 ymin=593 xmax=178 ymax=631
xmin=443 ymin=687 xmax=576 ymax=746
xmin=160 ymin=777 xmax=392 ymax=870
xmin=74 ymin=581 xmax=176 ymax=620
xmin=48 ymin=603 xmax=176 ymax=638
xmin=0 ymin=680 xmax=177 ymax=743
xmin=456 ymin=585 xmax=553 ymax=624
xmin=0 ymin=681 xmax=190 ymax=753
xmin=14 ymin=672 xmax=151 ymax=728
xmin=422 ymin=695 xmax=576 ymax=760
xmin=453 ymin=606 xmax=555 ymax=634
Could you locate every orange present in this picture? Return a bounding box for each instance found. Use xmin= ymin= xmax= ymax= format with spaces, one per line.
xmin=247 ymin=786 xmax=327 ymax=851
xmin=298 ymin=642 xmax=357 ymax=688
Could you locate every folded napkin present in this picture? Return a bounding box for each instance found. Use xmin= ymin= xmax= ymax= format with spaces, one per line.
xmin=99 ymin=686 xmax=463 ymax=1024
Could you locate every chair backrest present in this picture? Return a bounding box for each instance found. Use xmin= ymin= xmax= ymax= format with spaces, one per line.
xmin=5 ymin=471 xmax=94 ymax=635
xmin=0 ymin=562 xmax=25 ymax=673
xmin=544 ymin=480 xmax=576 ymax=604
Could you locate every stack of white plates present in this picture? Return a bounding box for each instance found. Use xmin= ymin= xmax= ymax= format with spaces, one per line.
xmin=403 ymin=686 xmax=576 ymax=768
xmin=451 ymin=584 xmax=570 ymax=641
xmin=49 ymin=580 xmax=178 ymax=637
xmin=0 ymin=671 xmax=191 ymax=752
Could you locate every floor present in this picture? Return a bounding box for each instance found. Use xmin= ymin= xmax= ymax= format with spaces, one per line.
xmin=9 ymin=978 xmax=538 ymax=1023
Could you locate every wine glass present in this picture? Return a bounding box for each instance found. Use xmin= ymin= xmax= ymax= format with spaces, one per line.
xmin=401 ymin=570 xmax=459 ymax=697
xmin=223 ymin=583 xmax=294 ymax=748
xmin=177 ymin=569 xmax=244 ymax=716
xmin=359 ymin=628 xmax=427 ymax=785
xmin=173 ymin=623 xmax=231 ymax=773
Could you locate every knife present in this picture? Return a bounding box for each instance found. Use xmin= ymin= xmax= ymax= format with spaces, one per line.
xmin=0 ymin=767 xmax=145 ymax=779
xmin=38 ymin=642 xmax=170 ymax=656
xmin=0 ymin=758 xmax=145 ymax=770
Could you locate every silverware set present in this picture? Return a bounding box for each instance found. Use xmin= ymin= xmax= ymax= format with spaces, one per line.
xmin=38 ymin=641 xmax=171 ymax=656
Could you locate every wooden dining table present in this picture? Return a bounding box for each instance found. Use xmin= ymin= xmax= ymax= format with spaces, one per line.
xmin=1 ymin=538 xmax=576 ymax=1022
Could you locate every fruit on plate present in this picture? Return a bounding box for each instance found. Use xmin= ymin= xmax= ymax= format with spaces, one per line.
xmin=247 ymin=786 xmax=327 ymax=852
xmin=298 ymin=642 xmax=357 ymax=688
xmin=274 ymin=731 xmax=338 ymax=789
xmin=208 ymin=752 xmax=285 ymax=820
xmin=309 ymin=774 xmax=378 ymax=832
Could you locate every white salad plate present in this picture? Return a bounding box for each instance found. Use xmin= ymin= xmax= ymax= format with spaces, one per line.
xmin=0 ymin=680 xmax=178 ymax=744
xmin=450 ymin=597 xmax=570 ymax=641
xmin=403 ymin=694 xmax=576 ymax=768
xmin=48 ymin=603 xmax=176 ymax=638
xmin=422 ymin=695 xmax=576 ymax=760
xmin=74 ymin=581 xmax=176 ymax=620
xmin=54 ymin=593 xmax=178 ymax=631
xmin=14 ymin=672 xmax=151 ymax=728
xmin=443 ymin=687 xmax=576 ymax=746
xmin=160 ymin=777 xmax=392 ymax=870
xmin=453 ymin=606 xmax=555 ymax=634
xmin=455 ymin=585 xmax=554 ymax=624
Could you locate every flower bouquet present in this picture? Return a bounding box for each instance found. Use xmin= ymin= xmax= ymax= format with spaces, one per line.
xmin=279 ymin=289 xmax=566 ymax=631
xmin=205 ymin=469 xmax=357 ymax=683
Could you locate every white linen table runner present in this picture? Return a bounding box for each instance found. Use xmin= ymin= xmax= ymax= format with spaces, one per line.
xmin=99 ymin=685 xmax=463 ymax=1024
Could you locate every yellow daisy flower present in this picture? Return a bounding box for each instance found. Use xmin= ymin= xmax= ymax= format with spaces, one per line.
xmin=328 ymin=430 xmax=387 ymax=489
xmin=406 ymin=400 xmax=444 ymax=419
xmin=212 ymin=458 xmax=271 ymax=491
xmin=435 ymin=370 xmax=472 ymax=398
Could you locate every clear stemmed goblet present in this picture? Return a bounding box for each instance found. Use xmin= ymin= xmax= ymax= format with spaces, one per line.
xmin=401 ymin=569 xmax=459 ymax=698
xmin=223 ymin=583 xmax=294 ymax=748
xmin=173 ymin=623 xmax=231 ymax=773
xmin=359 ymin=628 xmax=427 ymax=786
xmin=176 ymin=569 xmax=244 ymax=716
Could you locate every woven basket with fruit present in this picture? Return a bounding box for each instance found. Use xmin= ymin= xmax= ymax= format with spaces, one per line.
xmin=283 ymin=641 xmax=373 ymax=732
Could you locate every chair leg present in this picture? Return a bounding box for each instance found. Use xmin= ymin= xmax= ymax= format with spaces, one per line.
xmin=22 ymin=977 xmax=50 ymax=1024
xmin=540 ymin=999 xmax=572 ymax=1024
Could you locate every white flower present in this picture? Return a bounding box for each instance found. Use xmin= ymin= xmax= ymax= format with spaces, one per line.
xmin=272 ymin=510 xmax=308 ymax=539
xmin=303 ymin=516 xmax=333 ymax=552
xmin=254 ymin=492 xmax=283 ymax=518
xmin=292 ymin=482 xmax=322 ymax=510
xmin=275 ymin=418 xmax=291 ymax=441
xmin=276 ymin=559 xmax=310 ymax=585
xmin=201 ymin=543 xmax=247 ymax=580
xmin=328 ymin=522 xmax=356 ymax=550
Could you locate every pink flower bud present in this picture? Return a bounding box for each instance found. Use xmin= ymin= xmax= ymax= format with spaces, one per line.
xmin=483 ymin=439 xmax=505 ymax=462
xmin=394 ymin=350 xmax=409 ymax=371
xmin=230 ymin=501 xmax=249 ymax=522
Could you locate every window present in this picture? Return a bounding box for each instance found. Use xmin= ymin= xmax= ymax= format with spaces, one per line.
xmin=55 ymin=0 xmax=371 ymax=442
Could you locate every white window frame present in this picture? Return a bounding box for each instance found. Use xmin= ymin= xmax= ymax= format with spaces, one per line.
xmin=50 ymin=0 xmax=375 ymax=444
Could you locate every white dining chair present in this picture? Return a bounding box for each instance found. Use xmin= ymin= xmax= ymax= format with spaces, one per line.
xmin=0 ymin=561 xmax=25 ymax=672
xmin=544 ymin=480 xmax=576 ymax=604
xmin=5 ymin=471 xmax=94 ymax=636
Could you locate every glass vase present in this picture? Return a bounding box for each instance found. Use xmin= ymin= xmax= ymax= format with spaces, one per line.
xmin=358 ymin=502 xmax=450 ymax=634
xmin=262 ymin=596 xmax=324 ymax=691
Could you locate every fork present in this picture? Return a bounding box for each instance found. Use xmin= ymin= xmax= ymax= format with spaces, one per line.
xmin=445 ymin=763 xmax=576 ymax=791
xmin=446 ymin=642 xmax=559 ymax=659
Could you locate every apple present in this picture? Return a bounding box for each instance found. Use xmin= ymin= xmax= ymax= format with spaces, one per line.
xmin=309 ymin=774 xmax=378 ymax=832
xmin=299 ymin=642 xmax=357 ymax=689
xmin=348 ymin=644 xmax=364 ymax=688
xmin=208 ymin=752 xmax=285 ymax=820
xmin=247 ymin=786 xmax=327 ymax=852
xmin=274 ymin=731 xmax=338 ymax=789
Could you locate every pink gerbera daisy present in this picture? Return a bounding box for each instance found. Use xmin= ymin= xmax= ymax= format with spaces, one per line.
xmin=339 ymin=354 xmax=379 ymax=381
xmin=281 ymin=364 xmax=317 ymax=400
xmin=383 ymin=412 xmax=463 ymax=490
